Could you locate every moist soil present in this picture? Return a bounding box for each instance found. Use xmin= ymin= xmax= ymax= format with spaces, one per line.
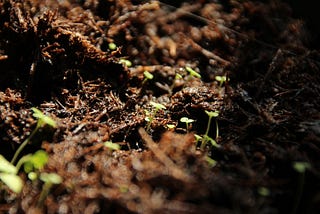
xmin=0 ymin=0 xmax=320 ymax=213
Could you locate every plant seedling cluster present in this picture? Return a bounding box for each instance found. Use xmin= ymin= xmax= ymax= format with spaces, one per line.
xmin=0 ymin=108 xmax=61 ymax=201
xmin=145 ymin=101 xmax=166 ymax=132
xmin=196 ymin=110 xmax=220 ymax=150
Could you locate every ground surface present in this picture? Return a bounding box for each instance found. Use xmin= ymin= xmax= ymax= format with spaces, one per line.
xmin=0 ymin=0 xmax=320 ymax=213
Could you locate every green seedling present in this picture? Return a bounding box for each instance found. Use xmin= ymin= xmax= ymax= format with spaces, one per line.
xmin=142 ymin=70 xmax=154 ymax=85
xmin=215 ymin=75 xmax=229 ymax=87
xmin=180 ymin=117 xmax=195 ymax=133
xmin=258 ymin=187 xmax=270 ymax=197
xmin=108 ymin=42 xmax=117 ymax=50
xmin=200 ymin=110 xmax=220 ymax=150
xmin=37 ymin=172 xmax=62 ymax=207
xmin=15 ymin=150 xmax=49 ymax=180
xmin=185 ymin=66 xmax=201 ymax=79
xmin=291 ymin=161 xmax=311 ymax=214
xmin=166 ymin=124 xmax=176 ymax=130
xmin=0 ymin=155 xmax=23 ymax=193
xmin=104 ymin=141 xmax=121 ymax=151
xmin=119 ymin=59 xmax=132 ymax=67
xmin=145 ymin=101 xmax=166 ymax=132
xmin=205 ymin=156 xmax=217 ymax=167
xmin=11 ymin=108 xmax=56 ymax=164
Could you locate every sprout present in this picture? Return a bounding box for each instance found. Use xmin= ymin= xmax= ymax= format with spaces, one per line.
xmin=145 ymin=101 xmax=166 ymax=132
xmin=180 ymin=117 xmax=195 ymax=132
xmin=11 ymin=108 xmax=56 ymax=164
xmin=142 ymin=71 xmax=154 ymax=85
xmin=104 ymin=141 xmax=121 ymax=151
xmin=108 ymin=42 xmax=117 ymax=50
xmin=185 ymin=66 xmax=201 ymax=78
xmin=119 ymin=59 xmax=132 ymax=67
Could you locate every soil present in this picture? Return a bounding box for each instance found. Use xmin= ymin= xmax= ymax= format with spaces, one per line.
xmin=0 ymin=0 xmax=320 ymax=213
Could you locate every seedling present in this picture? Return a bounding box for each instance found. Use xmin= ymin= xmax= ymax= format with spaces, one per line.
xmin=108 ymin=42 xmax=117 ymax=50
xmin=0 ymin=155 xmax=23 ymax=193
xmin=200 ymin=110 xmax=220 ymax=150
xmin=166 ymin=124 xmax=176 ymax=130
xmin=142 ymin=70 xmax=154 ymax=85
xmin=37 ymin=172 xmax=62 ymax=207
xmin=119 ymin=58 xmax=132 ymax=67
xmin=206 ymin=156 xmax=217 ymax=167
xmin=104 ymin=141 xmax=121 ymax=151
xmin=180 ymin=117 xmax=195 ymax=133
xmin=215 ymin=75 xmax=229 ymax=87
xmin=185 ymin=66 xmax=201 ymax=79
xmin=15 ymin=150 xmax=49 ymax=179
xmin=11 ymin=108 xmax=57 ymax=164
xmin=292 ymin=161 xmax=311 ymax=214
xmin=145 ymin=101 xmax=166 ymax=132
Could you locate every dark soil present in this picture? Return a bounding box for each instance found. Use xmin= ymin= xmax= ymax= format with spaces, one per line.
xmin=1 ymin=0 xmax=320 ymax=213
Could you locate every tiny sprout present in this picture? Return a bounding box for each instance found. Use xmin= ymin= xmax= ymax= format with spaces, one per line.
xmin=166 ymin=124 xmax=176 ymax=130
xmin=108 ymin=42 xmax=117 ymax=50
xmin=175 ymin=73 xmax=183 ymax=80
xmin=11 ymin=108 xmax=56 ymax=164
xmin=119 ymin=59 xmax=132 ymax=67
xmin=146 ymin=101 xmax=166 ymax=132
xmin=0 ymin=173 xmax=23 ymax=193
xmin=150 ymin=101 xmax=166 ymax=110
xmin=258 ymin=187 xmax=270 ymax=197
xmin=293 ymin=162 xmax=310 ymax=173
xmin=142 ymin=71 xmax=154 ymax=85
xmin=0 ymin=155 xmax=23 ymax=193
xmin=32 ymin=107 xmax=57 ymax=128
xmin=104 ymin=141 xmax=121 ymax=151
xmin=200 ymin=110 xmax=220 ymax=149
xmin=40 ymin=173 xmax=62 ymax=185
xmin=206 ymin=156 xmax=217 ymax=167
xmin=180 ymin=117 xmax=195 ymax=132
xmin=38 ymin=172 xmax=62 ymax=207
xmin=194 ymin=134 xmax=203 ymax=144
xmin=185 ymin=66 xmax=201 ymax=78
xmin=215 ymin=75 xmax=229 ymax=87
xmin=144 ymin=71 xmax=154 ymax=80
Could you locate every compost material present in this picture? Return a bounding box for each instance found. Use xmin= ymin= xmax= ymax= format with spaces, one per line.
xmin=0 ymin=0 xmax=319 ymax=213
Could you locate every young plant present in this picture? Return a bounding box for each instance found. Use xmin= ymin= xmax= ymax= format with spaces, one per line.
xmin=0 ymin=155 xmax=23 ymax=193
xmin=15 ymin=150 xmax=49 ymax=180
xmin=119 ymin=58 xmax=132 ymax=67
xmin=215 ymin=75 xmax=228 ymax=87
xmin=145 ymin=101 xmax=166 ymax=132
xmin=185 ymin=66 xmax=201 ymax=79
xmin=200 ymin=110 xmax=220 ymax=150
xmin=142 ymin=70 xmax=154 ymax=85
xmin=104 ymin=141 xmax=121 ymax=151
xmin=37 ymin=172 xmax=62 ymax=207
xmin=11 ymin=108 xmax=57 ymax=164
xmin=180 ymin=117 xmax=195 ymax=133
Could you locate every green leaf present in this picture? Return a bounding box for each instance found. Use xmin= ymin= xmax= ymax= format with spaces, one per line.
xmin=0 ymin=173 xmax=23 ymax=193
xmin=185 ymin=66 xmax=201 ymax=78
xmin=293 ymin=162 xmax=310 ymax=173
xmin=104 ymin=141 xmax=121 ymax=151
xmin=206 ymin=156 xmax=217 ymax=167
xmin=150 ymin=101 xmax=166 ymax=110
xmin=204 ymin=136 xmax=220 ymax=148
xmin=40 ymin=173 xmax=62 ymax=184
xmin=119 ymin=59 xmax=132 ymax=67
xmin=108 ymin=42 xmax=117 ymax=50
xmin=180 ymin=117 xmax=195 ymax=123
xmin=143 ymin=71 xmax=154 ymax=80
xmin=30 ymin=150 xmax=48 ymax=170
xmin=205 ymin=110 xmax=219 ymax=118
xmin=0 ymin=155 xmax=17 ymax=174
xmin=31 ymin=107 xmax=57 ymax=128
